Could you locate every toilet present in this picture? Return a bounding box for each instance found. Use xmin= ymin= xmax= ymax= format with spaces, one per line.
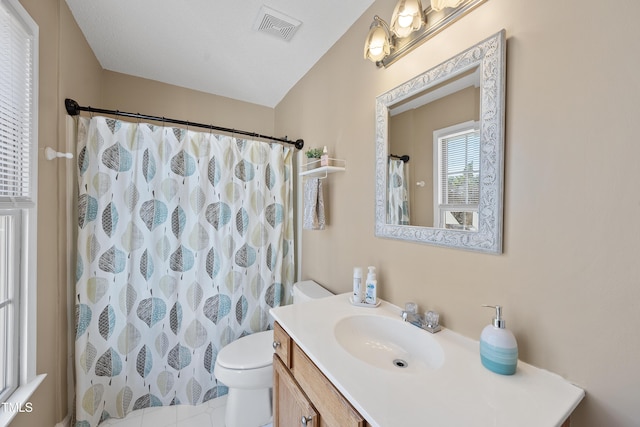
xmin=214 ymin=280 xmax=333 ymax=427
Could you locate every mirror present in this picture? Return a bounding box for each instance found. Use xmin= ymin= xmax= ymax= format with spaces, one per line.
xmin=374 ymin=30 xmax=505 ymax=253
xmin=389 ymin=66 xmax=481 ymax=228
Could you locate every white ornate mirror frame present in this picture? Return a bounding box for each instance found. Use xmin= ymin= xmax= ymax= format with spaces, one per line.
xmin=374 ymin=30 xmax=506 ymax=253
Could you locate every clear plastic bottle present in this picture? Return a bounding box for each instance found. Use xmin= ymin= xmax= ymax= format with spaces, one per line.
xmin=320 ymin=146 xmax=329 ymax=166
xmin=365 ymin=266 xmax=377 ymax=305
xmin=352 ymin=267 xmax=364 ymax=303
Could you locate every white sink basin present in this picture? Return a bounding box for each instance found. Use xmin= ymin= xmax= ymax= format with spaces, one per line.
xmin=334 ymin=315 xmax=445 ymax=372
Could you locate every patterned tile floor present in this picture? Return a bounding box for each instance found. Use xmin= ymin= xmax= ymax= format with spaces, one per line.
xmin=98 ymin=396 xmax=273 ymax=427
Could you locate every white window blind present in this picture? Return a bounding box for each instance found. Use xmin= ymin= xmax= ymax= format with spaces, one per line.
xmin=0 ymin=1 xmax=34 ymax=203
xmin=439 ymin=129 xmax=480 ymax=206
xmin=433 ymin=121 xmax=480 ymax=230
xmin=0 ymin=0 xmax=40 ymax=418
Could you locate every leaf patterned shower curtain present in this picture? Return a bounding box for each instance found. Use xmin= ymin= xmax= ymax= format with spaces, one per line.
xmin=387 ymin=158 xmax=410 ymax=225
xmin=73 ymin=116 xmax=294 ymax=427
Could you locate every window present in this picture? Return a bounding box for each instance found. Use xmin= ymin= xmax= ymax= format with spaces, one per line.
xmin=0 ymin=213 xmax=20 ymax=402
xmin=434 ymin=121 xmax=480 ymax=231
xmin=0 ymin=0 xmax=42 ymax=419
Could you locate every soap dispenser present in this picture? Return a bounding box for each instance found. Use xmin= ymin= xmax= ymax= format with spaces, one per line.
xmin=364 ymin=266 xmax=377 ymax=305
xmin=479 ymin=305 xmax=518 ymax=375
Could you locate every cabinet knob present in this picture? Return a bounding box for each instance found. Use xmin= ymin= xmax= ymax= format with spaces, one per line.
xmin=272 ymin=341 xmax=280 ymax=349
xmin=301 ymin=415 xmax=313 ymax=426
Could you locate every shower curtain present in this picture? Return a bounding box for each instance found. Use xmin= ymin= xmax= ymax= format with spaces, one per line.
xmin=387 ymin=158 xmax=410 ymax=225
xmin=73 ymin=116 xmax=294 ymax=427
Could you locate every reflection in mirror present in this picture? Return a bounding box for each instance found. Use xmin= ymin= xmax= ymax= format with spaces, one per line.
xmin=375 ymin=30 xmax=506 ymax=253
xmin=431 ymin=120 xmax=480 ymax=231
xmin=388 ymin=67 xmax=480 ymax=227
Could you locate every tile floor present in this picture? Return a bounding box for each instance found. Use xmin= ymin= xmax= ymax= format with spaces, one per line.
xmin=98 ymin=396 xmax=273 ymax=427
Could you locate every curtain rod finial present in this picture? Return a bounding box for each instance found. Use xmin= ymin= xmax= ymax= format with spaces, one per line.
xmin=295 ymin=139 xmax=304 ymax=150
xmin=65 ymin=98 xmax=80 ymax=116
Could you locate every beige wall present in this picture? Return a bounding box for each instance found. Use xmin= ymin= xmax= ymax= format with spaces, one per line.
xmin=100 ymin=71 xmax=275 ymax=136
xmin=276 ymin=0 xmax=640 ymax=426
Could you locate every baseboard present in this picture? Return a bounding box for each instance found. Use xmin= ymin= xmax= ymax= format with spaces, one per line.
xmin=55 ymin=414 xmax=70 ymax=427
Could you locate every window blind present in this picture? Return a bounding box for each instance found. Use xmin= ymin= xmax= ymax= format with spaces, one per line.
xmin=0 ymin=1 xmax=38 ymax=414
xmin=440 ymin=129 xmax=480 ymax=205
xmin=0 ymin=2 xmax=34 ymax=202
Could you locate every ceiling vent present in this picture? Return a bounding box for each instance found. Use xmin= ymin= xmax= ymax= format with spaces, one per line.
xmin=253 ymin=6 xmax=302 ymax=41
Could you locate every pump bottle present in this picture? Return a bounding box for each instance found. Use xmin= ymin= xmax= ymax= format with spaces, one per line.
xmin=479 ymin=305 xmax=518 ymax=375
xmin=320 ymin=146 xmax=329 ymax=166
xmin=364 ymin=266 xmax=377 ymax=305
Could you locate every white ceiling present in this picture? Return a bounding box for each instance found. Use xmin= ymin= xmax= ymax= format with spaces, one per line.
xmin=65 ymin=0 xmax=375 ymax=108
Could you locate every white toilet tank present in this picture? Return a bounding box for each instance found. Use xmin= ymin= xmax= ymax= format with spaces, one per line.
xmin=293 ymin=280 xmax=333 ymax=304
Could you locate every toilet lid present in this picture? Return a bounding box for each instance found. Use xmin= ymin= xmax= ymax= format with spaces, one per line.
xmin=216 ymin=330 xmax=274 ymax=370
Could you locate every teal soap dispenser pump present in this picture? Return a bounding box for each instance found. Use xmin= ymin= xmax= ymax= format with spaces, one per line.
xmin=480 ymin=305 xmax=518 ymax=375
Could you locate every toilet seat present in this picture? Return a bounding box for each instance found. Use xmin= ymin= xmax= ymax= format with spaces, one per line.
xmin=216 ymin=330 xmax=274 ymax=370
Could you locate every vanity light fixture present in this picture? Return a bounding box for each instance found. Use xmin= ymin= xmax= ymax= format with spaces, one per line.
xmin=390 ymin=0 xmax=424 ymax=38
xmin=363 ymin=16 xmax=392 ymax=62
xmin=431 ymin=0 xmax=465 ymax=11
xmin=364 ymin=0 xmax=488 ymax=67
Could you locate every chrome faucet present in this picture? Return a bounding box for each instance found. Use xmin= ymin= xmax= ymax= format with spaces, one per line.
xmin=401 ymin=302 xmax=441 ymax=333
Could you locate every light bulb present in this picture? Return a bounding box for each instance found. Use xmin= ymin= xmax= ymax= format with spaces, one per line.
xmin=390 ymin=0 xmax=424 ymax=38
xmin=369 ymin=45 xmax=383 ymax=58
xmin=397 ymin=14 xmax=414 ymax=28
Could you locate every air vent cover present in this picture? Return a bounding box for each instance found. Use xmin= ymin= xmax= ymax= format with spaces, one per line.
xmin=253 ymin=6 xmax=302 ymax=41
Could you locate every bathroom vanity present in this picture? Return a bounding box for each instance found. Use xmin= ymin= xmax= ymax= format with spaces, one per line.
xmin=273 ymin=322 xmax=367 ymax=426
xmin=270 ymin=294 xmax=583 ymax=427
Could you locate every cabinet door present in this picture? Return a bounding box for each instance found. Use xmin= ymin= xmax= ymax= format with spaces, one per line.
xmin=274 ymin=354 xmax=318 ymax=427
xmin=291 ymin=344 xmax=367 ymax=427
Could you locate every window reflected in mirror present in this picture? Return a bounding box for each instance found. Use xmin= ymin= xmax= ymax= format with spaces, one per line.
xmin=434 ymin=121 xmax=479 ymax=231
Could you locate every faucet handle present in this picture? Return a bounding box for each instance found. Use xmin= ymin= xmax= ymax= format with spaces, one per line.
xmin=404 ymin=302 xmax=418 ymax=314
xmin=402 ymin=302 xmax=418 ymax=322
xmin=424 ymin=310 xmax=441 ymax=333
xmin=425 ymin=311 xmax=440 ymax=327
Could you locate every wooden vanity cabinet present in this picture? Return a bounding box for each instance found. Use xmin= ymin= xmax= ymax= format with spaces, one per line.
xmin=273 ymin=322 xmax=368 ymax=427
xmin=274 ymin=355 xmax=319 ymax=427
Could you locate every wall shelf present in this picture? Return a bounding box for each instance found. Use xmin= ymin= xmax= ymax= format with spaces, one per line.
xmin=299 ymin=158 xmax=346 ymax=178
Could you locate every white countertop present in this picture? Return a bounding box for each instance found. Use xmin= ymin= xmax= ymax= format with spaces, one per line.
xmin=270 ymin=293 xmax=584 ymax=427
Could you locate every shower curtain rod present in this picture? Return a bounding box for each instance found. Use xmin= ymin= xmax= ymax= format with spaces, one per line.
xmin=389 ymin=153 xmax=410 ymax=162
xmin=64 ymin=98 xmax=304 ymax=149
